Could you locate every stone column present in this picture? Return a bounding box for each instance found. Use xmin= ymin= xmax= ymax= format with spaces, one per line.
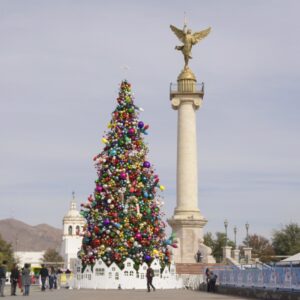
xmin=167 ymin=68 xmax=215 ymax=264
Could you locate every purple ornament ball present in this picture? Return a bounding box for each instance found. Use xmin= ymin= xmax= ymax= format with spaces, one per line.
xmin=143 ymin=161 xmax=151 ymax=168
xmin=103 ymin=218 xmax=110 ymax=226
xmin=145 ymin=255 xmax=151 ymax=261
xmin=138 ymin=121 xmax=144 ymax=129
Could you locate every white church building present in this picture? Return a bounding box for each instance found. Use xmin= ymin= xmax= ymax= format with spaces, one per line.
xmin=61 ymin=195 xmax=85 ymax=270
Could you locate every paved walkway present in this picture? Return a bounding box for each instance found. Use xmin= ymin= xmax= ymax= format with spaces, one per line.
xmin=2 ymin=286 xmax=249 ymax=300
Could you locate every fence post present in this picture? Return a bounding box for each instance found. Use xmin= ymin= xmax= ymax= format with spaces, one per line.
xmin=290 ymin=262 xmax=292 ymax=291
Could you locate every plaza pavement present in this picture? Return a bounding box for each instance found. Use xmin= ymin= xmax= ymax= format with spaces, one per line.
xmin=2 ymin=286 xmax=250 ymax=300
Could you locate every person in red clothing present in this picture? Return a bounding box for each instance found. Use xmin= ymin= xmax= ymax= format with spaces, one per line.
xmin=18 ymin=268 xmax=23 ymax=294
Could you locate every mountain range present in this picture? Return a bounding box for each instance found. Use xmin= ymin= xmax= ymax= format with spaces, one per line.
xmin=0 ymin=218 xmax=62 ymax=251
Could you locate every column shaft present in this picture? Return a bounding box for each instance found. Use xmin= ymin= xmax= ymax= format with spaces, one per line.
xmin=176 ymin=100 xmax=199 ymax=213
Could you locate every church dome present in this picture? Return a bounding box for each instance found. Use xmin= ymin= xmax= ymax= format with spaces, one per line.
xmin=64 ymin=202 xmax=82 ymax=219
xmin=62 ymin=194 xmax=85 ymax=237
xmin=63 ymin=197 xmax=85 ymax=223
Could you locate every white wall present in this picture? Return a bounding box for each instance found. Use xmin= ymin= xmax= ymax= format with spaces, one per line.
xmin=14 ymin=251 xmax=45 ymax=267
xmin=61 ymin=236 xmax=82 ymax=269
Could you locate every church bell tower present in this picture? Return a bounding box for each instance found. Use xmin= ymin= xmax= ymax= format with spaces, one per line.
xmin=61 ymin=192 xmax=86 ymax=270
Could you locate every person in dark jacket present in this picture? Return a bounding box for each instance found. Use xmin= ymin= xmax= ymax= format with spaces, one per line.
xmin=22 ymin=264 xmax=31 ymax=296
xmin=0 ymin=261 xmax=7 ymax=297
xmin=39 ymin=264 xmax=49 ymax=291
xmin=196 ymin=250 xmax=202 ymax=263
xmin=146 ymin=266 xmax=155 ymax=292
xmin=10 ymin=264 xmax=20 ymax=296
xmin=209 ymin=272 xmax=217 ymax=292
xmin=205 ymin=268 xmax=211 ymax=292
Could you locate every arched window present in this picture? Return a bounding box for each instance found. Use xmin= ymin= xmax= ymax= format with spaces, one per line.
xmin=76 ymin=225 xmax=80 ymax=235
xmin=68 ymin=225 xmax=73 ymax=235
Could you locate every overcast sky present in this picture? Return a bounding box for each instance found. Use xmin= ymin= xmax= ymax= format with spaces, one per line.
xmin=1 ymin=0 xmax=299 ymax=245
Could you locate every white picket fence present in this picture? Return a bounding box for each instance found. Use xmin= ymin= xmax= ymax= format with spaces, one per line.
xmin=72 ymin=258 xmax=183 ymax=289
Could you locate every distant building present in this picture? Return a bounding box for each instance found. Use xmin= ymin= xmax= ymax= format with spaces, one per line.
xmin=61 ymin=195 xmax=85 ymax=270
xmin=14 ymin=251 xmax=45 ymax=268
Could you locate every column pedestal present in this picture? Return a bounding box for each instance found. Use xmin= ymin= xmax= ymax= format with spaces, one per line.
xmin=243 ymin=247 xmax=253 ymax=264
xmin=222 ymin=246 xmax=232 ymax=262
xmin=233 ymin=249 xmax=240 ymax=263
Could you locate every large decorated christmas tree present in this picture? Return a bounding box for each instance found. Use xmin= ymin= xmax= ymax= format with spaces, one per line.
xmin=78 ymin=80 xmax=176 ymax=270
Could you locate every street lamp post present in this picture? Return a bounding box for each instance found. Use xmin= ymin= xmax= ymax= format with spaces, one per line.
xmin=234 ymin=226 xmax=237 ymax=249
xmin=224 ymin=219 xmax=228 ymax=246
xmin=245 ymin=222 xmax=249 ymax=247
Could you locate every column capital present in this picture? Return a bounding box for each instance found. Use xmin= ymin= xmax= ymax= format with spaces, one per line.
xmin=171 ymin=96 xmax=202 ymax=110
xmin=222 ymin=245 xmax=233 ymax=250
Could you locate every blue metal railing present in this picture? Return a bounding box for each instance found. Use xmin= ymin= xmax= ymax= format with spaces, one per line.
xmin=204 ymin=262 xmax=300 ymax=291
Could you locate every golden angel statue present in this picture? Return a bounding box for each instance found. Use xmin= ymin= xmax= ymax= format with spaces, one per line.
xmin=170 ymin=24 xmax=211 ymax=69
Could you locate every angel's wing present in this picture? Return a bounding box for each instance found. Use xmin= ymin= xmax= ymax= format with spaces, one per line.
xmin=192 ymin=27 xmax=211 ymax=44
xmin=170 ymin=25 xmax=185 ymax=42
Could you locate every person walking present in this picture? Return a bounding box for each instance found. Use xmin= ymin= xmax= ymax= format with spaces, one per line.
xmin=22 ymin=264 xmax=31 ymax=296
xmin=10 ymin=264 xmax=20 ymax=296
xmin=196 ymin=250 xmax=202 ymax=263
xmin=49 ymin=267 xmax=56 ymax=290
xmin=52 ymin=268 xmax=58 ymax=289
xmin=209 ymin=272 xmax=217 ymax=292
xmin=56 ymin=268 xmax=63 ymax=289
xmin=18 ymin=268 xmax=23 ymax=294
xmin=205 ymin=267 xmax=211 ymax=292
xmin=0 ymin=261 xmax=7 ymax=297
xmin=146 ymin=265 xmax=155 ymax=292
xmin=39 ymin=264 xmax=49 ymax=291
